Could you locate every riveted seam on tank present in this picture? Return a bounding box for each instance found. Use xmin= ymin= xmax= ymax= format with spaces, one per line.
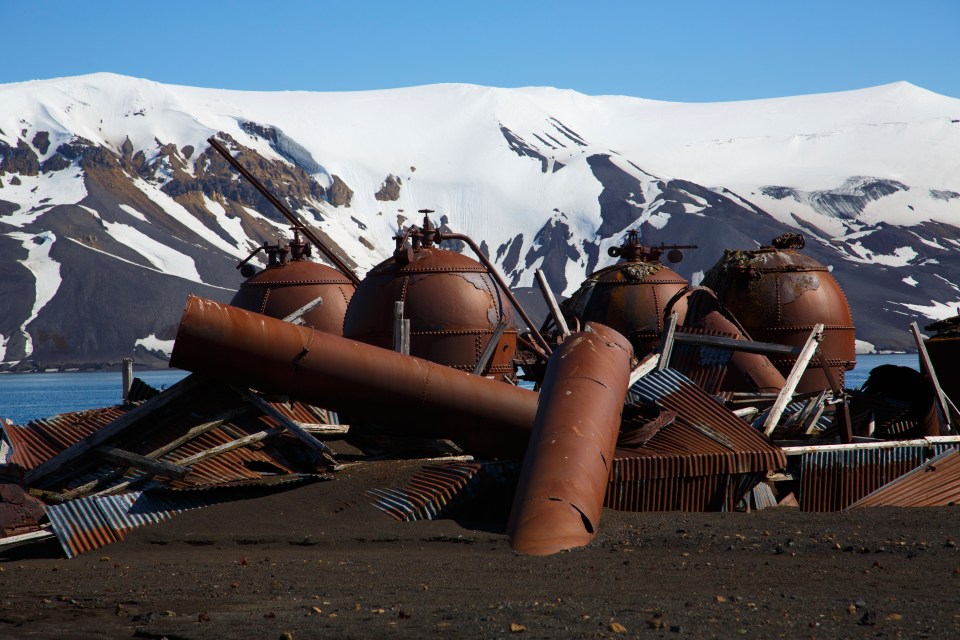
xmin=260 ymin=289 xmax=270 ymax=315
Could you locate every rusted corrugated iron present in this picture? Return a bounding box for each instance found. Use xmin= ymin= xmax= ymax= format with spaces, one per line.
xmin=354 ymin=462 xmax=484 ymax=521
xmin=3 ymin=406 xmax=129 ymax=470
xmin=848 ymin=448 xmax=960 ymax=508
xmin=605 ymin=368 xmax=786 ymax=512
xmin=1 ymin=383 xmax=338 ymax=496
xmin=798 ymin=444 xmax=958 ymax=511
xmin=507 ymin=323 xmax=633 ymax=555
xmin=626 ymin=369 xmax=787 ymax=473
xmin=171 ymin=296 xmax=539 ymax=459
xmin=604 ymin=471 xmax=765 ymax=512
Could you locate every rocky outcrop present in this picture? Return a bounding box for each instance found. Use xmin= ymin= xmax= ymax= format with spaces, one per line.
xmin=31 ymin=130 xmax=50 ymax=154
xmin=0 ymin=139 xmax=41 ymax=176
xmin=328 ymin=175 xmax=353 ymax=207
xmin=374 ymin=174 xmax=402 ymax=201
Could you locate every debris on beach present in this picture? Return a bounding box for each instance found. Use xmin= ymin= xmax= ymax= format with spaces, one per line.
xmin=3 ymin=157 xmax=959 ymax=559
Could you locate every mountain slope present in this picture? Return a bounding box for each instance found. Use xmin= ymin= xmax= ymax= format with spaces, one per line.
xmin=1 ymin=74 xmax=958 ymax=370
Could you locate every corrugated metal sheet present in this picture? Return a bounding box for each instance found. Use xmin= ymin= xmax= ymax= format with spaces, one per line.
xmin=625 ymin=369 xmax=787 ymax=475
xmin=604 ymin=369 xmax=785 ymax=512
xmin=799 ymin=444 xmax=959 ymax=511
xmin=669 ymin=327 xmax=734 ymax=394
xmin=268 ymin=401 xmax=339 ymax=426
xmin=2 ymin=381 xmax=324 ymax=497
xmin=847 ymin=448 xmax=960 ymax=508
xmin=355 ymin=462 xmax=484 ymax=521
xmin=3 ymin=406 xmax=131 ymax=470
xmin=45 ymin=491 xmax=198 ymax=559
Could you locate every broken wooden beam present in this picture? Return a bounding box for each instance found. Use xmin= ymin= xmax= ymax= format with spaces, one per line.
xmin=94 ymin=447 xmax=192 ymax=480
xmin=24 ymin=374 xmax=204 ymax=487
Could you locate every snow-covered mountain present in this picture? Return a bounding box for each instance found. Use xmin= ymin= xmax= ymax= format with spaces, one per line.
xmin=1 ymin=73 xmax=958 ymax=370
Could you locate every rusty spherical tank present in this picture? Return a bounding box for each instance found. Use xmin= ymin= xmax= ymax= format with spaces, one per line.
xmin=230 ymin=235 xmax=355 ymax=336
xmin=700 ymin=233 xmax=855 ymax=393
xmin=560 ymin=231 xmax=690 ymax=356
xmin=343 ymin=216 xmax=517 ymax=380
xmin=924 ymin=315 xmax=960 ymax=410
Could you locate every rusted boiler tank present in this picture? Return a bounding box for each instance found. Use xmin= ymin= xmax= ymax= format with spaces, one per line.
xmin=701 ymin=233 xmax=855 ymax=393
xmin=229 ymin=231 xmax=355 ymax=335
xmin=555 ymin=230 xmax=692 ymax=356
xmin=923 ymin=315 xmax=960 ymax=409
xmin=343 ymin=213 xmax=518 ymax=380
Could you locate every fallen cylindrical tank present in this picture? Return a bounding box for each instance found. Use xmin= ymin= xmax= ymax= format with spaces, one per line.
xmin=507 ymin=323 xmax=633 ymax=555
xmin=169 ymin=296 xmax=538 ymax=459
xmin=676 ymin=287 xmax=786 ymax=394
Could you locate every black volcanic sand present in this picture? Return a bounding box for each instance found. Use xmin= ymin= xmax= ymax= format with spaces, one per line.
xmin=1 ymin=459 xmax=959 ymax=639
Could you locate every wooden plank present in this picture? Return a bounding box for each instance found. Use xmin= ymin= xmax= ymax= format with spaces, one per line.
xmin=393 ymin=301 xmax=410 ymax=355
xmin=282 ymin=296 xmax=324 ymax=325
xmin=535 ymin=268 xmax=570 ymax=338
xmin=24 ymin=374 xmax=203 ymax=486
xmin=762 ymin=324 xmax=824 ymax=437
xmin=239 ymin=388 xmax=337 ymax=465
xmin=121 ymin=357 xmax=133 ymax=402
xmin=94 ymin=447 xmax=192 ymax=480
xmin=672 ymin=332 xmax=801 ymax=356
xmin=657 ymin=312 xmax=679 ymax=371
xmin=911 ymin=321 xmax=955 ymax=433
xmin=473 ymin=321 xmax=508 ymax=375
xmin=299 ymin=424 xmax=351 ymax=435
xmin=173 ymin=427 xmax=284 ymax=467
xmin=629 ymin=353 xmax=660 ymax=387
xmin=0 ymin=528 xmax=55 ymax=551
xmin=780 ymin=435 xmax=960 ymax=455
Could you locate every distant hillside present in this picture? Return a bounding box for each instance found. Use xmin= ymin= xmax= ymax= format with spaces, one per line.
xmin=1 ymin=74 xmax=959 ymax=370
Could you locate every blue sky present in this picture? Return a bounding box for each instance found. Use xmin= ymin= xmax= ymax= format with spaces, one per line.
xmin=6 ymin=0 xmax=958 ymax=101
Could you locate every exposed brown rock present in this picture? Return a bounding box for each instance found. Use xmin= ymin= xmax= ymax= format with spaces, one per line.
xmin=40 ymin=154 xmax=71 ymax=173
xmin=31 ymin=130 xmax=50 ymax=154
xmin=328 ymin=175 xmax=353 ymax=207
xmin=0 ymin=139 xmax=41 ymax=176
xmin=374 ymin=174 xmax=402 ymax=201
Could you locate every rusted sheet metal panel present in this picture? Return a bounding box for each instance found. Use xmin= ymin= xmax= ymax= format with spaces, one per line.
xmin=171 ymin=296 xmax=538 ymax=459
xmin=3 ymin=387 xmax=304 ymax=494
xmin=604 ymin=472 xmax=764 ymax=512
xmin=848 ymin=448 xmax=960 ymax=508
xmin=799 ymin=444 xmax=958 ymax=511
xmin=46 ymin=490 xmax=221 ymax=558
xmin=507 ymin=323 xmax=633 ymax=555
xmin=626 ymin=369 xmax=787 ymax=475
xmin=354 ymin=462 xmax=491 ymax=521
xmin=268 ymin=401 xmax=339 ymax=426
xmin=3 ymin=406 xmax=132 ymax=470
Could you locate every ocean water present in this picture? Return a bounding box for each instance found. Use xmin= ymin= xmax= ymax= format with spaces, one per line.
xmin=0 ymin=369 xmax=189 ymax=425
xmin=0 ymin=354 xmax=919 ymax=426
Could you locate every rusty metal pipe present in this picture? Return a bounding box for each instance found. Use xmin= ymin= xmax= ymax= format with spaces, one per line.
xmin=506 ymin=322 xmax=633 ymax=555
xmin=437 ymin=230 xmax=552 ymax=356
xmin=207 ymin=137 xmax=362 ymax=286
xmin=170 ymin=296 xmax=538 ymax=459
